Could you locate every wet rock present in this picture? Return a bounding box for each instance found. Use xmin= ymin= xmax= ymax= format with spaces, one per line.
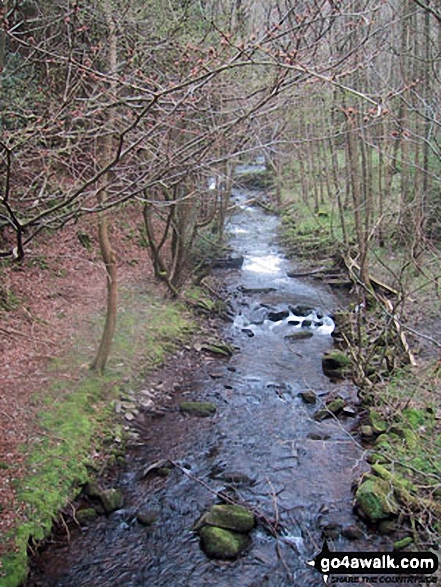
xmin=213 ymin=255 xmax=244 ymax=269
xmin=289 ymin=305 xmax=313 ymax=317
xmin=285 ymin=330 xmax=313 ymax=341
xmin=341 ymin=406 xmax=357 ymax=418
xmin=242 ymin=328 xmax=255 ymax=337
xmin=239 ymin=286 xmax=276 ymax=295
xmin=287 ymin=320 xmax=301 ymax=326
xmin=76 ymin=508 xmax=98 ymax=525
xmin=307 ymin=432 xmax=331 ymax=441
xmin=378 ymin=520 xmax=397 ymax=535
xmin=200 ymin=342 xmax=234 ymax=357
xmin=314 ymin=398 xmax=345 ymax=421
xmin=136 ymin=508 xmax=159 ymax=526
xmin=200 ymin=526 xmax=251 ymax=560
xmin=299 ymin=390 xmax=317 ymax=404
xmin=208 ymin=367 xmax=224 ymax=379
xmin=322 ymin=350 xmax=352 ymax=379
xmin=83 ymin=482 xmax=124 ymax=514
xmin=301 ymin=319 xmax=312 ymax=328
xmin=100 ymin=488 xmax=124 ymax=514
xmin=342 ymin=525 xmax=364 ymax=540
xmin=179 ymin=401 xmax=217 ymax=417
xmin=218 ymin=471 xmax=256 ymax=486
xmin=203 ymin=504 xmax=255 ymax=533
xmin=355 ymin=477 xmax=398 ymax=521
xmin=267 ymin=310 xmax=289 ymax=322
xmin=321 ymin=521 xmax=341 ymax=539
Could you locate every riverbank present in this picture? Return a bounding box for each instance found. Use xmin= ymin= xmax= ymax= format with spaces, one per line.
xmin=278 ymin=191 xmax=441 ymax=551
xmin=0 ymin=216 xmax=197 ymax=586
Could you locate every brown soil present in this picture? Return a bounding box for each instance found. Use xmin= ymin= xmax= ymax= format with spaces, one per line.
xmin=0 ymin=212 xmax=154 ymax=559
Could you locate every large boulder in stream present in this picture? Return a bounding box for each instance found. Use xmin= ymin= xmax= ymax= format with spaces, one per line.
xmin=200 ymin=526 xmax=251 ymax=560
xmin=203 ymin=504 xmax=255 ymax=533
xmin=197 ymin=504 xmax=255 ymax=560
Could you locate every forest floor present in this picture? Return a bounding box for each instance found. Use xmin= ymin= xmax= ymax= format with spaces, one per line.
xmin=0 ymin=211 xmax=193 ymax=581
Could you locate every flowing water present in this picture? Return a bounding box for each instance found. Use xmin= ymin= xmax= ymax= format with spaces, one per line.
xmin=26 ymin=185 xmax=391 ymax=587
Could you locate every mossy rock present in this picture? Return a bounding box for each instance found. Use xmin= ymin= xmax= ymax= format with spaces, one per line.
xmin=200 ymin=526 xmax=251 ymax=560
xmin=76 ymin=507 xmax=98 ymax=525
xmin=322 ymin=350 xmax=352 ymax=378
xmin=369 ymin=409 xmax=388 ymax=434
xmin=375 ymin=432 xmax=401 ymax=450
xmin=314 ymin=398 xmax=345 ymax=421
xmin=179 ymin=401 xmax=217 ymax=417
xmin=100 ymin=488 xmax=124 ymax=513
xmin=355 ymin=477 xmax=398 ymax=521
xmin=203 ymin=504 xmax=255 ymax=533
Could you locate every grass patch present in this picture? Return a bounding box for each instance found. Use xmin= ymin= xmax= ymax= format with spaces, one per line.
xmin=0 ymin=285 xmax=194 ymax=586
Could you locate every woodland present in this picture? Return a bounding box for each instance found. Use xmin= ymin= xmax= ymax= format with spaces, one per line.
xmin=0 ymin=0 xmax=441 ymax=584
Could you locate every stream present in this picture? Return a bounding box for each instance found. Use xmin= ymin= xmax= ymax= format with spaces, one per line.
xmin=26 ymin=183 xmax=391 ymax=587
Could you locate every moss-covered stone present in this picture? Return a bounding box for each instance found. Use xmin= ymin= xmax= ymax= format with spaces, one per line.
xmin=76 ymin=508 xmax=98 ymax=524
xmin=200 ymin=526 xmax=251 ymax=559
xmin=369 ymin=409 xmax=388 ymax=434
xmin=314 ymin=398 xmax=345 ymax=421
xmin=355 ymin=477 xmax=398 ymax=521
xmin=100 ymin=488 xmax=124 ymax=514
xmin=322 ymin=350 xmax=352 ymax=379
xmin=394 ymin=537 xmax=413 ymax=550
xmin=179 ymin=401 xmax=217 ymax=417
xmin=204 ymin=504 xmax=255 ymax=533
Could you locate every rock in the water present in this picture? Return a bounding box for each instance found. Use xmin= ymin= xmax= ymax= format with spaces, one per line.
xmin=322 ymin=350 xmax=352 ymax=379
xmin=218 ymin=471 xmax=256 ymax=486
xmin=101 ymin=488 xmax=124 ymax=514
xmin=179 ymin=401 xmax=217 ymax=417
xmin=299 ymin=390 xmax=317 ymax=404
xmin=302 ymin=319 xmax=313 ymax=328
xmin=267 ymin=310 xmax=290 ymax=322
xmin=213 ymin=256 xmax=244 ymax=270
xmin=285 ymin=331 xmax=313 ymax=341
xmin=204 ymin=504 xmax=255 ymax=533
xmin=200 ymin=526 xmax=251 ymax=560
xmin=137 ymin=508 xmax=159 ymax=526
xmin=208 ymin=367 xmax=224 ymax=379
xmin=307 ymin=432 xmax=331 ymax=441
xmin=289 ymin=305 xmax=313 ymax=317
xmin=342 ymin=525 xmax=364 ymax=540
xmin=314 ymin=398 xmax=345 ymax=421
xmin=287 ymin=320 xmax=301 ymax=326
xmin=242 ymin=328 xmax=255 ymax=337
xmin=355 ymin=477 xmax=398 ymax=521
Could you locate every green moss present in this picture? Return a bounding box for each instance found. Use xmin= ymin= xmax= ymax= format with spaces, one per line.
xmin=204 ymin=504 xmax=255 ymax=533
xmin=355 ymin=476 xmax=398 ymax=521
xmin=200 ymin=526 xmax=251 ymax=560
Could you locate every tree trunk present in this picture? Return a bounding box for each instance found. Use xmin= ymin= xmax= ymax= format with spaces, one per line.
xmin=90 ymin=1 xmax=118 ymax=373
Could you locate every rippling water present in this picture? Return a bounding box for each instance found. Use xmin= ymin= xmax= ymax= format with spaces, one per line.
xmin=26 ymin=186 xmax=394 ymax=587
